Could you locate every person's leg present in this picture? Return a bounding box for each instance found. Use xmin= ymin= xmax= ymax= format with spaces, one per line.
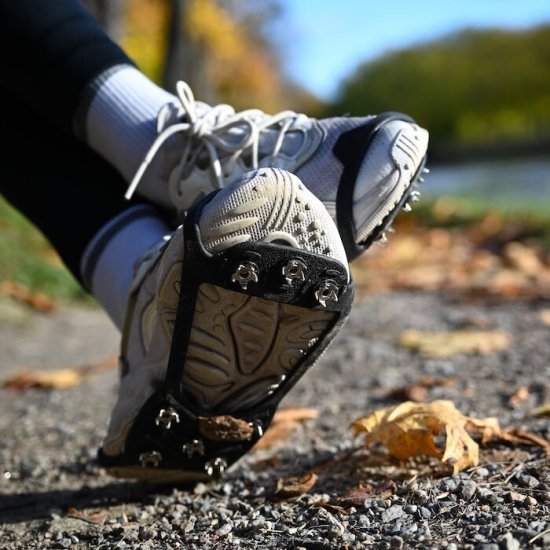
xmin=0 ymin=0 xmax=429 ymax=263
xmin=0 ymin=0 xmax=176 ymax=184
xmin=0 ymin=87 xmax=170 ymax=328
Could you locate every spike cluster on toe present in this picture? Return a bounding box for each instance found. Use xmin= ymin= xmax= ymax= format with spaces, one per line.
xmin=373 ymin=165 xmax=429 ymax=247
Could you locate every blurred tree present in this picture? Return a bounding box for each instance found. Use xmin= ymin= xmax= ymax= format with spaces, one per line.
xmin=82 ymin=0 xmax=126 ymax=42
xmin=332 ymin=26 xmax=550 ymax=159
xmin=120 ymin=0 xmax=314 ymax=113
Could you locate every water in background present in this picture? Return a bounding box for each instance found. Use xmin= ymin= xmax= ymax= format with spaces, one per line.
xmin=423 ymin=157 xmax=550 ymax=211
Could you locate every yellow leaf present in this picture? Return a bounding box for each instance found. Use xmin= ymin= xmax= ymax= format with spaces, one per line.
xmin=540 ymin=310 xmax=550 ymax=326
xmin=3 ymin=368 xmax=83 ymax=389
xmin=3 ymin=355 xmax=117 ymax=391
xmin=351 ymin=400 xmax=500 ymax=474
xmin=399 ymin=329 xmax=510 ymax=358
xmin=253 ymin=407 xmax=319 ymax=451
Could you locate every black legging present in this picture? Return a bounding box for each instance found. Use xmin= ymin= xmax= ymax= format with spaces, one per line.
xmin=0 ymin=0 xmax=147 ymax=286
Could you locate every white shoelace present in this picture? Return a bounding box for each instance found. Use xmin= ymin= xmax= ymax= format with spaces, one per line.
xmin=125 ymin=81 xmax=302 ymax=201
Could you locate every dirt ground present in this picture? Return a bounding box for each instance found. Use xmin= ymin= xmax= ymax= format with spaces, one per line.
xmin=0 ymin=288 xmax=548 ymax=549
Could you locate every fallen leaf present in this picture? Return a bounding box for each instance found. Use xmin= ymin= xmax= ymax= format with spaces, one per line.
xmin=480 ymin=448 xmax=531 ymax=465
xmin=336 ymin=480 xmax=395 ymax=508
xmin=66 ymin=507 xmax=106 ymax=525
xmin=387 ymin=377 xmax=456 ymax=402
xmin=399 ymin=329 xmax=511 ymax=358
xmin=351 ymin=400 xmax=499 ymax=474
xmin=540 ymin=310 xmax=550 ymax=326
xmin=503 ymin=242 xmax=543 ymax=276
xmin=492 ymin=428 xmax=550 ymax=458
xmin=198 ymin=415 xmax=253 ymax=442
xmin=2 ymin=355 xmax=117 ymax=390
xmin=269 ymin=408 xmax=320 ymax=423
xmin=4 ymin=368 xmax=84 ymax=389
xmin=253 ymin=407 xmax=319 ymax=451
xmin=0 ymin=281 xmax=56 ymax=313
xmin=531 ymin=403 xmax=550 ymax=417
xmin=508 ymin=386 xmax=530 ymax=408
xmin=275 ymin=472 xmax=318 ymax=498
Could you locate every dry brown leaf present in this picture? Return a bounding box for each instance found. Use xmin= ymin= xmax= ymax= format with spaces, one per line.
xmin=540 ymin=310 xmax=550 ymax=326
xmin=4 ymin=368 xmax=84 ymax=389
xmin=503 ymin=242 xmax=543 ymax=275
xmin=0 ymin=281 xmax=56 ymax=313
xmin=198 ymin=415 xmax=253 ymax=442
xmin=508 ymin=386 xmax=530 ymax=408
xmin=387 ymin=377 xmax=456 ymax=402
xmin=399 ymin=329 xmax=511 ymax=358
xmin=275 ymin=472 xmax=318 ymax=498
xmin=351 ymin=400 xmax=500 ymax=474
xmin=480 ymin=448 xmax=531 ymax=465
xmin=253 ymin=407 xmax=319 ymax=451
xmin=2 ymin=355 xmax=117 ymax=390
xmin=66 ymin=507 xmax=106 ymax=525
xmin=531 ymin=403 xmax=550 ymax=417
xmin=492 ymin=428 xmax=550 ymax=458
xmin=269 ymin=408 xmax=320 ymax=423
xmin=336 ymin=480 xmax=395 ymax=508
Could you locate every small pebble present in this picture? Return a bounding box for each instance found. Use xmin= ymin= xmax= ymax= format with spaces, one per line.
xmin=517 ymin=473 xmax=540 ymax=488
xmin=382 ymin=505 xmax=406 ymax=523
xmin=419 ymin=507 xmax=432 ymax=519
xmin=460 ymin=480 xmax=477 ymax=500
xmin=500 ymin=533 xmax=521 ymax=550
xmin=390 ymin=535 xmax=404 ymax=548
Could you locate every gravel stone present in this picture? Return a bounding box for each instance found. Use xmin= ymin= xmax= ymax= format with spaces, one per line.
xmin=382 ymin=505 xmax=406 ymax=523
xmin=1 ymin=294 xmax=549 ymax=549
xmin=460 ymin=480 xmax=477 ymax=500
xmin=517 ymin=474 xmax=540 ymax=488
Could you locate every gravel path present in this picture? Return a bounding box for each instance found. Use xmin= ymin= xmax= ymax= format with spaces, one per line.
xmin=0 ymin=291 xmax=548 ymax=549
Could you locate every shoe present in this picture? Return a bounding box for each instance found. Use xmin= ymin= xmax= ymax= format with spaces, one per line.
xmin=100 ymin=168 xmax=354 ymax=482
xmin=125 ymin=81 xmax=429 ymax=261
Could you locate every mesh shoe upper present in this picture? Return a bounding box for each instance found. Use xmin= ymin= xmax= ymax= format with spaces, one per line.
xmin=125 ymin=81 xmax=429 ymax=256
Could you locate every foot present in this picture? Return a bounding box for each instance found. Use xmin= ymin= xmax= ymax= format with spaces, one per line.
xmin=100 ymin=168 xmax=354 ymax=482
xmin=125 ymin=82 xmax=429 ymax=261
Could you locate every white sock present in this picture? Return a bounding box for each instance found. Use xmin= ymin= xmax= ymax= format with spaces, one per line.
xmin=80 ymin=205 xmax=170 ymax=329
xmin=80 ymin=65 xmax=176 ymax=183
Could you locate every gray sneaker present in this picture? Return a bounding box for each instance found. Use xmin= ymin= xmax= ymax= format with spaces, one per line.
xmin=100 ymin=168 xmax=354 ymax=482
xmin=125 ymin=81 xmax=429 ymax=261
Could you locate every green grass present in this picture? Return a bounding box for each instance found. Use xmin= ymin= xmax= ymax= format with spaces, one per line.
xmin=0 ymin=197 xmax=91 ymax=303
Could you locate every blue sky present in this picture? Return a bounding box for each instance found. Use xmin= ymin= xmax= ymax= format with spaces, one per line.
xmin=277 ymin=0 xmax=550 ymax=100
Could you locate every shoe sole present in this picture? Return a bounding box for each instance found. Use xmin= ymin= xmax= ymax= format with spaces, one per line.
xmin=99 ymin=169 xmax=354 ymax=482
xmin=333 ymin=113 xmax=428 ymax=260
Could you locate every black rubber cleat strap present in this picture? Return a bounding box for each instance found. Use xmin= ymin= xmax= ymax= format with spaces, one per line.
xmin=98 ymin=190 xmax=354 ymax=479
xmin=333 ymin=111 xmax=419 ymax=261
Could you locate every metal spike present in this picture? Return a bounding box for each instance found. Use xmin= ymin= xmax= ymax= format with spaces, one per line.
xmin=387 ymin=226 xmax=396 ymax=234
xmin=403 ymin=203 xmax=413 ymax=212
xmin=182 ymin=439 xmax=205 ymax=458
xmin=315 ymin=281 xmax=339 ymax=307
xmin=423 ymin=167 xmax=430 ymax=174
xmin=155 ymin=408 xmax=180 ymax=430
xmin=205 ymin=457 xmax=227 ymax=479
xmin=231 ymin=261 xmax=259 ymax=290
xmin=411 ymin=190 xmax=421 ymax=202
xmin=282 ymin=259 xmax=307 ymax=285
xmin=419 ymin=177 xmax=425 ymax=183
xmin=378 ymin=232 xmax=389 ymax=245
xmin=139 ymin=451 xmax=162 ymax=468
